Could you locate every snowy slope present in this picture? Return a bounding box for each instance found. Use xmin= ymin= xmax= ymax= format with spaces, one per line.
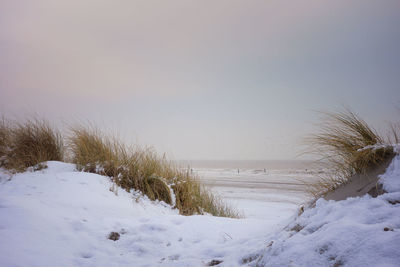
xmin=1 ymin=154 xmax=399 ymax=267
xmin=252 ymin=153 xmax=400 ymax=267
xmin=0 ymin=162 xmax=286 ymax=267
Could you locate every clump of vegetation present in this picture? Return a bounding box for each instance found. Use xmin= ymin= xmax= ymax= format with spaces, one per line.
xmin=0 ymin=118 xmax=63 ymax=172
xmin=171 ymin=171 xmax=240 ymax=218
xmin=0 ymin=117 xmax=238 ymax=218
xmin=69 ymin=126 xmax=239 ymax=217
xmin=307 ymin=109 xmax=396 ymax=197
xmin=0 ymin=118 xmax=11 ymax=167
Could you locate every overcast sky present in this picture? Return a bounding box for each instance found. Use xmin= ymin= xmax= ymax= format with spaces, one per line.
xmin=1 ymin=0 xmax=399 ymax=160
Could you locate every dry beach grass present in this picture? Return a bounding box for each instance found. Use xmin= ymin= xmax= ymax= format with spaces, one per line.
xmin=307 ymin=109 xmax=396 ymax=197
xmin=4 ymin=109 xmax=395 ymax=216
xmin=68 ymin=126 xmax=239 ymax=217
xmin=0 ymin=118 xmax=63 ymax=172
xmin=0 ymin=118 xmax=238 ymax=218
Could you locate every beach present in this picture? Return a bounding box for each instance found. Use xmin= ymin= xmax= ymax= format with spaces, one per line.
xmin=180 ymin=160 xmax=323 ymax=220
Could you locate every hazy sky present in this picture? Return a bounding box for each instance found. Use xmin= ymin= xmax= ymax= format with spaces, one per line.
xmin=1 ymin=0 xmax=399 ymax=160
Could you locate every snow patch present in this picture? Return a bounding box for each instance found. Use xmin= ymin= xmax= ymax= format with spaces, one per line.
xmin=380 ymin=153 xmax=400 ymax=192
xmin=0 ymin=161 xmax=289 ymax=266
xmin=254 ymin=152 xmax=400 ymax=267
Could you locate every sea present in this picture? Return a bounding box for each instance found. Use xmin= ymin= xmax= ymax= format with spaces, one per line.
xmin=177 ymin=160 xmax=324 ymax=220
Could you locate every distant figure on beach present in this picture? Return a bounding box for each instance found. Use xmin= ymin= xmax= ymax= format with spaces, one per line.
xmin=237 ymin=169 xmax=240 ymax=174
xmin=264 ymin=168 xmax=266 ymax=173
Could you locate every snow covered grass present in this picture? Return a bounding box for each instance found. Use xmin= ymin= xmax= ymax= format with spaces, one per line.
xmin=307 ymin=109 xmax=395 ymax=197
xmin=251 ymin=152 xmax=400 ymax=267
xmin=0 ymin=118 xmax=63 ymax=172
xmin=68 ymin=126 xmax=239 ymax=218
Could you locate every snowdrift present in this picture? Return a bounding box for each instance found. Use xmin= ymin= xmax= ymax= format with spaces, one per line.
xmin=0 ymin=162 xmax=280 ymax=266
xmin=0 ymin=153 xmax=399 ymax=266
xmin=252 ymin=152 xmax=400 ymax=267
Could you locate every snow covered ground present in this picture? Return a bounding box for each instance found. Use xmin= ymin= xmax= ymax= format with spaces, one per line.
xmin=0 ymin=155 xmax=399 ymax=266
xmin=253 ymin=153 xmax=400 ymax=267
xmin=0 ymin=162 xmax=296 ymax=267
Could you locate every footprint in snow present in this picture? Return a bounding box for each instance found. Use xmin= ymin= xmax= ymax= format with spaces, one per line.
xmin=168 ymin=254 xmax=180 ymax=261
xmin=80 ymin=252 xmax=93 ymax=259
xmin=170 ymin=218 xmax=184 ymax=225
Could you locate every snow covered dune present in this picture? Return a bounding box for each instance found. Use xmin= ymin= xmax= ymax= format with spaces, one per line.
xmin=0 ymin=162 xmax=284 ymax=266
xmin=252 ymin=153 xmax=400 ymax=267
xmin=1 ymin=153 xmax=399 ymax=266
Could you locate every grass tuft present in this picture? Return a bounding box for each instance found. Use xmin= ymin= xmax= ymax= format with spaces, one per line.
xmin=306 ymin=109 xmax=395 ymax=197
xmin=0 ymin=118 xmax=11 ymax=167
xmin=0 ymin=118 xmax=63 ymax=172
xmin=69 ymin=126 xmax=239 ymax=217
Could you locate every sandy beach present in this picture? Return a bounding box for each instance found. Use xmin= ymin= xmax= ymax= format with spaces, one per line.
xmin=181 ymin=160 xmax=323 ymax=219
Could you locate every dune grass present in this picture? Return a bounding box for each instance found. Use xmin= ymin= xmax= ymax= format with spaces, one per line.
xmin=307 ymin=109 xmax=396 ymax=197
xmin=0 ymin=118 xmax=63 ymax=172
xmin=0 ymin=118 xmax=12 ymax=168
xmin=68 ymin=126 xmax=239 ymax=218
xmin=0 ymin=118 xmax=238 ymax=217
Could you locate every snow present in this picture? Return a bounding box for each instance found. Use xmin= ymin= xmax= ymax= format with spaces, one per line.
xmin=357 ymin=143 xmax=400 ymax=153
xmin=254 ymin=154 xmax=400 ymax=267
xmin=1 ymin=155 xmax=399 ymax=266
xmin=381 ymin=153 xmax=400 ymax=193
xmin=0 ymin=161 xmax=289 ymax=266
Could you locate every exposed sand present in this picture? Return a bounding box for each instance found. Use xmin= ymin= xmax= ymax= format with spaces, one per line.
xmin=324 ymin=156 xmax=394 ymax=201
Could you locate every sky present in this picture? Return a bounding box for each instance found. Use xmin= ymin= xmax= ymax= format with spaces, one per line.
xmin=1 ymin=0 xmax=400 ymax=160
